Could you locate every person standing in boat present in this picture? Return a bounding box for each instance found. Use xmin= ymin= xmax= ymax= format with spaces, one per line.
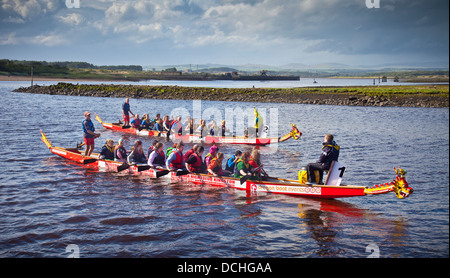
xmin=82 ymin=111 xmax=100 ymax=157
xmin=114 ymin=138 xmax=127 ymax=163
xmin=122 ymin=98 xmax=134 ymax=127
xmin=166 ymin=142 xmax=186 ymax=171
xmin=306 ymin=134 xmax=340 ymax=184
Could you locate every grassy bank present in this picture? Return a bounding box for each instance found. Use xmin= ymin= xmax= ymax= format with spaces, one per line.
xmin=13 ymin=83 xmax=449 ymax=108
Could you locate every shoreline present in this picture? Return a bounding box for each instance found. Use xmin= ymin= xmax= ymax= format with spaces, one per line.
xmin=12 ymin=82 xmax=449 ymax=108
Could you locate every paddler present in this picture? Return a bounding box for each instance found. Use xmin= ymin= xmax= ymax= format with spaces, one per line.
xmin=233 ymin=151 xmax=257 ymax=180
xmin=130 ymin=114 xmax=141 ymax=129
xmin=122 ymin=98 xmax=134 ymax=127
xmin=148 ymin=142 xmax=166 ymax=168
xmin=204 ymin=145 xmax=218 ymax=167
xmin=127 ymin=140 xmax=147 ymax=164
xmin=249 ymin=148 xmax=268 ymax=180
xmin=207 ymin=152 xmax=231 ymax=176
xmin=99 ymin=139 xmax=115 ymax=160
xmin=306 ymin=134 xmax=340 ymax=184
xmin=185 ymin=146 xmax=205 ymax=173
xmin=166 ymin=142 xmax=186 ymax=171
xmin=82 ymin=111 xmax=100 ymax=157
xmin=114 ymin=138 xmax=127 ymax=163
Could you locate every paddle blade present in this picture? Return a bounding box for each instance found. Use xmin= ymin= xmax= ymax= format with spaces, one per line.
xmin=137 ymin=165 xmax=151 ymax=172
xmin=156 ymin=170 xmax=170 ymax=178
xmin=83 ymin=158 xmax=97 ymax=164
xmin=117 ymin=163 xmax=130 ymax=172
xmin=240 ymin=174 xmax=250 ymax=184
xmin=176 ymin=170 xmax=190 ymax=176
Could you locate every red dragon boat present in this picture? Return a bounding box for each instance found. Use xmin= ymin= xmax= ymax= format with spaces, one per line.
xmin=94 ymin=114 xmax=302 ymax=146
xmin=41 ymin=130 xmax=413 ymax=199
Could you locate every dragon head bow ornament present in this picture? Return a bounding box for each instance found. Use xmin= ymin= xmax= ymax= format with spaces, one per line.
xmin=278 ymin=123 xmax=303 ymax=142
xmin=365 ymin=167 xmax=414 ymax=199
xmin=290 ymin=123 xmax=302 ymax=140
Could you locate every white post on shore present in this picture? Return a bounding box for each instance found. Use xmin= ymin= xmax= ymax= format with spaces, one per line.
xmin=30 ymin=65 xmax=33 ymax=86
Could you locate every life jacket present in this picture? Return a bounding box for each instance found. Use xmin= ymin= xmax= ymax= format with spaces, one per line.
xmin=131 ymin=118 xmax=141 ymax=128
xmin=114 ymin=146 xmax=127 ymax=161
xmin=249 ymin=157 xmax=261 ymax=172
xmin=234 ymin=158 xmax=250 ymax=177
xmin=151 ymin=149 xmax=165 ymax=166
xmin=188 ymin=153 xmax=203 ymax=173
xmin=82 ymin=119 xmax=95 ymax=137
xmin=225 ymin=155 xmax=236 ymax=172
xmin=101 ymin=144 xmax=115 ymax=160
xmin=208 ymin=157 xmax=222 ymax=174
xmin=169 ymin=150 xmax=184 ymax=169
xmin=322 ymin=143 xmax=340 ymax=161
xmin=204 ymin=153 xmax=216 ymax=167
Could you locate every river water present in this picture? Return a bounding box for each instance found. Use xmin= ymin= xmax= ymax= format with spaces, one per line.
xmin=0 ymin=80 xmax=448 ymax=259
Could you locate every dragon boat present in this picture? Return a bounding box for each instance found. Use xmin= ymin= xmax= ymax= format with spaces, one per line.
xmin=94 ymin=114 xmax=302 ymax=146
xmin=41 ymin=130 xmax=413 ymax=199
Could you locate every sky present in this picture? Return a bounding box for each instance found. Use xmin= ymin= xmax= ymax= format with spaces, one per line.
xmin=0 ymin=0 xmax=448 ymax=68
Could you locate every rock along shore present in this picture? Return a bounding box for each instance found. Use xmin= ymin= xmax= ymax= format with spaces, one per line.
xmin=13 ymin=82 xmax=449 ymax=108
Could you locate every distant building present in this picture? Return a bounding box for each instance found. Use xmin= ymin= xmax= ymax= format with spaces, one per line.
xmin=381 ymin=76 xmax=387 ymax=82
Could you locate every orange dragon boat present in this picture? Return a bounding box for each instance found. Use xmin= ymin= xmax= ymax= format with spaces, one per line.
xmin=41 ymin=130 xmax=413 ymax=199
xmin=94 ymin=114 xmax=302 ymax=146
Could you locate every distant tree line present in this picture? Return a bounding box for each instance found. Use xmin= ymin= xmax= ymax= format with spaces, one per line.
xmin=0 ymin=59 xmax=70 ymax=76
xmin=0 ymin=59 xmax=143 ymax=76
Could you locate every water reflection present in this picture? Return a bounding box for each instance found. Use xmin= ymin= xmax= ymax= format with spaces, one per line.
xmin=296 ymin=198 xmax=410 ymax=257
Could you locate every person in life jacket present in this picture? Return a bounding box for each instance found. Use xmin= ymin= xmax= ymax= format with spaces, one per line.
xmin=127 ymin=140 xmax=147 ymax=164
xmin=166 ymin=142 xmax=186 ymax=171
xmin=99 ymin=139 xmax=115 ymax=160
xmin=183 ymin=144 xmax=198 ymax=161
xmin=225 ymin=150 xmax=242 ymax=172
xmin=204 ymin=145 xmax=218 ymax=167
xmin=82 ymin=111 xmax=100 ymax=157
xmin=185 ymin=146 xmax=205 ymax=173
xmin=114 ymin=138 xmax=128 ymax=163
xmin=306 ymin=134 xmax=340 ymax=184
xmin=130 ymin=114 xmax=141 ymax=129
xmin=148 ymin=142 xmax=166 ymax=168
xmin=122 ymin=98 xmax=134 ymax=127
xmin=233 ymin=151 xmax=257 ymax=180
xmin=207 ymin=152 xmax=231 ymax=176
xmin=147 ymin=140 xmax=159 ymax=158
xmin=249 ymin=148 xmax=268 ymax=181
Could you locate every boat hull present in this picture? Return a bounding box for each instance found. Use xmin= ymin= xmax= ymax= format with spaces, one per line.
xmin=100 ymin=122 xmax=278 ymax=145
xmin=45 ymin=143 xmax=367 ymax=199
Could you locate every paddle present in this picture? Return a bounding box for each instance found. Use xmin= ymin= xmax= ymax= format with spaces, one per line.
xmin=137 ymin=165 xmax=151 ymax=172
xmin=83 ymin=158 xmax=97 ymax=164
xmin=156 ymin=169 xmax=170 ymax=178
xmin=176 ymin=169 xmax=190 ymax=176
xmin=239 ymin=165 xmax=263 ymax=184
xmin=117 ymin=163 xmax=130 ymax=172
xmin=240 ymin=174 xmax=252 ymax=184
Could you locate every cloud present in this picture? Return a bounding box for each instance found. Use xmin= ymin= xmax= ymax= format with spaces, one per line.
xmin=1 ymin=0 xmax=60 ymax=19
xmin=0 ymin=0 xmax=448 ymax=66
xmin=58 ymin=13 xmax=84 ymax=26
xmin=0 ymin=32 xmax=68 ymax=46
